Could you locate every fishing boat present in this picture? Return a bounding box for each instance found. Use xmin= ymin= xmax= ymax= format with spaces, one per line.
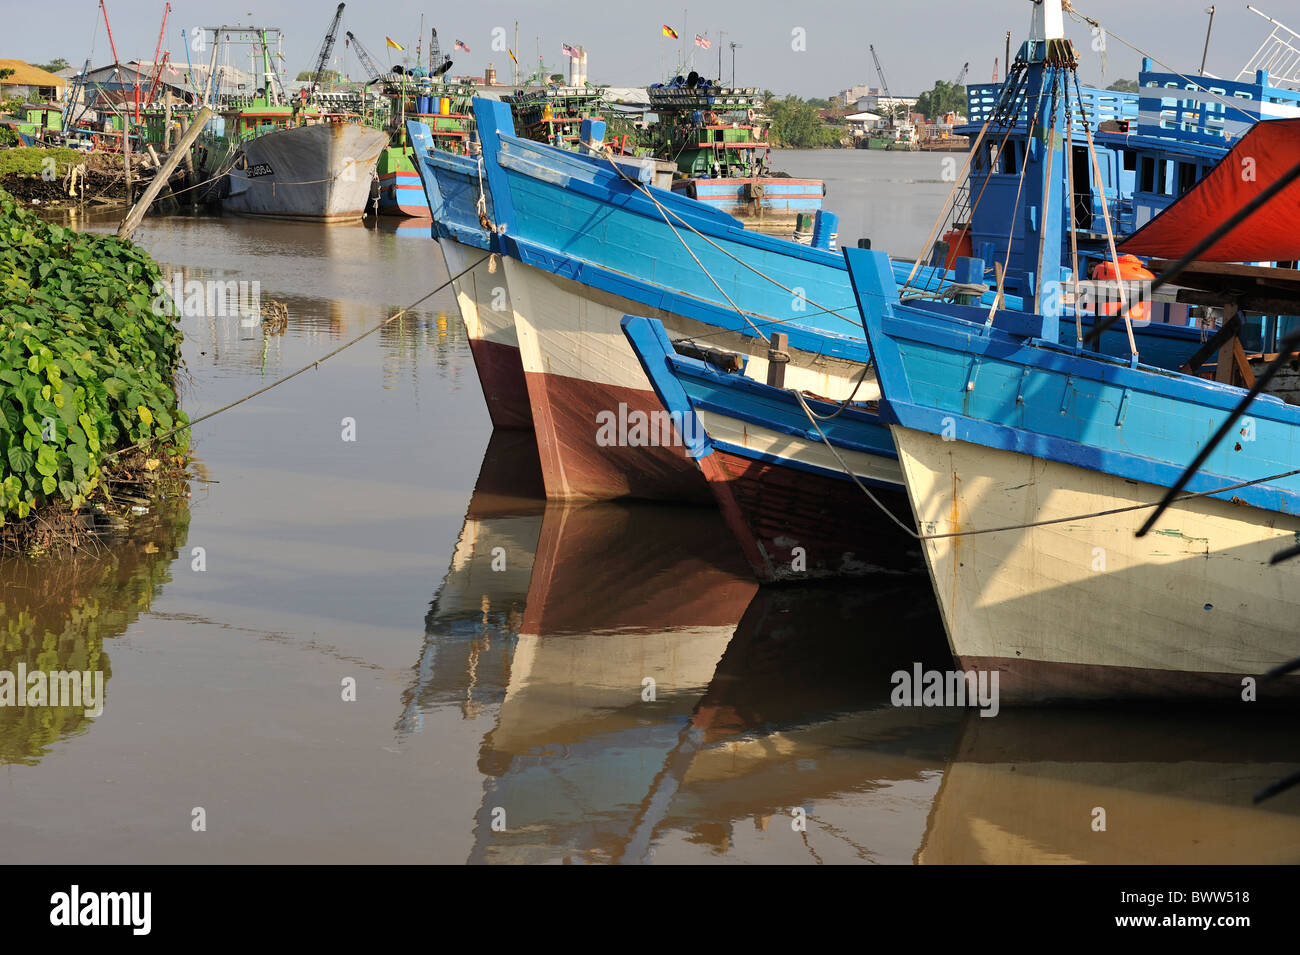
xmin=374 ymin=74 xmax=476 ymax=217
xmin=465 ymin=96 xmax=974 ymax=502
xmin=404 ymin=120 xmax=531 ymax=429
xmin=842 ymin=0 xmax=1300 ymax=703
xmin=191 ymin=22 xmax=387 ymax=222
xmin=507 ymin=85 xmax=622 ymax=149
xmin=620 ymin=6 xmax=1300 ymax=584
xmin=465 ymin=53 xmax=1281 ymax=505
xmin=620 ymin=313 xmax=917 ymax=582
xmin=646 ymin=77 xmax=825 ymax=231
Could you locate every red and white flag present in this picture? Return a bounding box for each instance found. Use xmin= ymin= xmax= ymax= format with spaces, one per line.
xmin=695 ymin=34 xmax=711 ymax=49
xmin=454 ymin=39 xmax=470 ymax=52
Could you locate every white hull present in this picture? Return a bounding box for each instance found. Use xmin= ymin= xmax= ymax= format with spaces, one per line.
xmin=440 ymin=240 xmax=516 ymax=351
xmin=893 ymin=427 xmax=1300 ymax=701
xmin=504 ymin=256 xmax=874 ymax=500
xmin=504 ymin=256 xmax=873 ymax=400
xmin=220 ymin=122 xmax=387 ymax=221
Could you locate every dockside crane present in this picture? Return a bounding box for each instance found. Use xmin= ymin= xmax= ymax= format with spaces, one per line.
xmin=869 ymin=44 xmax=900 ymax=126
xmin=345 ymin=31 xmax=384 ymax=83
xmin=305 ymin=2 xmax=346 ymax=104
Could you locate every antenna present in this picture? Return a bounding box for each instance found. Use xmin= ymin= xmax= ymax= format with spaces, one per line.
xmin=1200 ymin=5 xmax=1216 ymax=75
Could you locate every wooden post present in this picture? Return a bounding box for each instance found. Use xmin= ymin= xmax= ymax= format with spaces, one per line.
xmin=1214 ymin=305 xmax=1239 ymax=384
xmin=121 ymin=104 xmax=133 ymax=200
xmin=164 ymin=101 xmax=173 ymax=151
xmin=766 ymin=331 xmax=789 ymax=388
xmin=117 ymin=106 xmax=212 ymax=240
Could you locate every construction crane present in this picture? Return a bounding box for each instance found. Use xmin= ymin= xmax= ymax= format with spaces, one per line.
xmin=306 ymin=2 xmax=346 ymax=103
xmin=143 ymin=3 xmax=171 ymax=110
xmin=429 ymin=27 xmax=452 ymax=76
xmin=869 ymin=44 xmax=900 ymax=126
xmin=953 ymin=61 xmax=969 ymax=88
xmin=145 ymin=51 xmax=171 ymax=106
xmin=346 ymin=31 xmax=383 ymax=83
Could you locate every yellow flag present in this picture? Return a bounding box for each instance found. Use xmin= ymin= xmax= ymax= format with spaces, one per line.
xmin=508 ymin=48 xmax=518 ymax=64
xmin=662 ymin=25 xmax=678 ymax=39
xmin=385 ymin=36 xmax=404 ymax=51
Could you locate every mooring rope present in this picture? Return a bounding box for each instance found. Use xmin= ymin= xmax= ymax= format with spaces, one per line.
xmin=597 ymin=149 xmax=860 ymax=330
xmin=101 ymin=253 xmax=491 ymax=461
xmin=789 ymin=388 xmax=1300 ymax=541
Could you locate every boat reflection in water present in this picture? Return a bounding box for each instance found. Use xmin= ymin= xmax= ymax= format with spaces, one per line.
xmin=407 ymin=432 xmax=1300 ymax=863
xmin=920 ymin=708 xmax=1300 ymax=864
xmin=397 ymin=430 xmax=544 ymax=733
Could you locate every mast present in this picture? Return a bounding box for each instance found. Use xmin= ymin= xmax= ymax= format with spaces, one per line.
xmin=1021 ymin=0 xmax=1072 ymax=337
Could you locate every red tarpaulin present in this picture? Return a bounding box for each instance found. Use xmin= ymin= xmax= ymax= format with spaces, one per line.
xmin=1120 ymin=117 xmax=1300 ymax=263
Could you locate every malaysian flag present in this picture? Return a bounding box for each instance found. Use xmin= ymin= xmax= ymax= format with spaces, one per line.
xmin=695 ymin=34 xmax=711 ymax=50
xmin=454 ymin=39 xmax=470 ymax=52
xmin=562 ymin=43 xmax=579 ymax=58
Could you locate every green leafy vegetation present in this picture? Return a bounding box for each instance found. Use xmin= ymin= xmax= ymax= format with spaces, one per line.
xmin=764 ymin=94 xmax=842 ymax=148
xmin=1107 ymin=78 xmax=1139 ymax=92
xmin=31 ymin=58 xmax=71 ymax=74
xmin=0 ymin=187 xmax=188 ymax=528
xmin=0 ymin=146 xmax=80 ymax=177
xmin=915 ymin=80 xmax=967 ymax=120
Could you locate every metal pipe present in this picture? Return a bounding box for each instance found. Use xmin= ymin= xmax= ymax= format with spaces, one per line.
xmin=1200 ymin=5 xmax=1216 ymax=75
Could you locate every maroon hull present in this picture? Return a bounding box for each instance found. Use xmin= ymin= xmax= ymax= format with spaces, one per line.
xmin=698 ymin=449 xmax=922 ymax=583
xmin=522 ymin=371 xmax=711 ymax=503
xmin=467 ymin=338 xmax=532 ymax=431
xmin=958 ymin=655 xmax=1300 ymax=705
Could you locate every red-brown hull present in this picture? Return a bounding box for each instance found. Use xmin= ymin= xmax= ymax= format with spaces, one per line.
xmin=522 ymin=371 xmax=712 ymax=503
xmin=957 ymin=655 xmax=1300 ymax=705
xmin=699 ymin=448 xmax=922 ymax=582
xmin=467 ymin=338 xmax=532 ymax=431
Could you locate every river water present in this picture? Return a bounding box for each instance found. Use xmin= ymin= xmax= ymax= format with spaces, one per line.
xmin=2 ymin=152 xmax=1298 ymax=864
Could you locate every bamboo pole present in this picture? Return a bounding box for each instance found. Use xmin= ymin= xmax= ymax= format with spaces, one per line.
xmin=117 ymin=106 xmax=212 ymax=239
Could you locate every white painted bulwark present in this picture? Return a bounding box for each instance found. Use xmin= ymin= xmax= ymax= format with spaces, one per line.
xmin=893 ymin=427 xmax=1300 ymax=699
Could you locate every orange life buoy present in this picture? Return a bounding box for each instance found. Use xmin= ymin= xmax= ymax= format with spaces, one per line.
xmin=1090 ymin=254 xmax=1153 ymax=320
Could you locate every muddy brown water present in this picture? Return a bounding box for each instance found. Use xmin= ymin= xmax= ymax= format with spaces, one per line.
xmin=2 ymin=153 xmax=1298 ymax=863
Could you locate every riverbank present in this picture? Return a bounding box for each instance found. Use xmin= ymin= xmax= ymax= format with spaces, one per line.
xmin=0 ymin=147 xmax=132 ymax=212
xmin=0 ymin=186 xmax=190 ymax=555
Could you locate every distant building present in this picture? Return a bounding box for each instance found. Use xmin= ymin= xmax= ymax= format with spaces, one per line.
xmin=836 ymin=83 xmax=877 ymax=105
xmin=844 ymin=111 xmax=883 ymax=138
xmin=0 ymin=59 xmax=66 ymax=101
xmin=854 ymin=92 xmax=918 ymax=114
xmin=80 ymin=61 xmax=200 ymax=107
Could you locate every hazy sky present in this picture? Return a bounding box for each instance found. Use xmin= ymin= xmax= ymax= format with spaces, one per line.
xmin=1 ymin=0 xmax=1282 ymax=98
